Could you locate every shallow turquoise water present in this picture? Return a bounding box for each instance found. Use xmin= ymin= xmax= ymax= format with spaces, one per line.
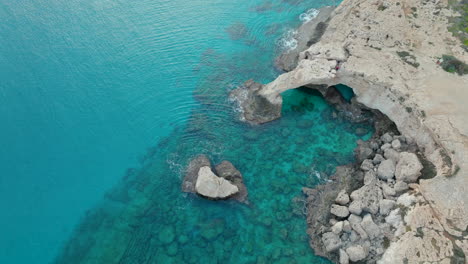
xmin=0 ymin=0 xmax=372 ymax=263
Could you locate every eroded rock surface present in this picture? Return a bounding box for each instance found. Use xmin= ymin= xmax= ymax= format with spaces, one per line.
xmin=241 ymin=0 xmax=468 ymax=262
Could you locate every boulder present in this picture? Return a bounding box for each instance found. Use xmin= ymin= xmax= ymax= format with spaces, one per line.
xmin=339 ymin=249 xmax=350 ymax=264
xmin=384 ymin=148 xmax=400 ymax=164
xmin=391 ymin=139 xmax=402 ymax=150
xmin=379 ymin=199 xmax=396 ymax=216
xmin=381 ymin=183 xmax=396 ymax=198
xmin=394 ymin=181 xmax=409 ymax=194
xmin=377 ymin=159 xmax=395 ymax=180
xmin=381 ymin=133 xmax=394 ymax=144
xmin=350 ymin=181 xmax=382 ymax=214
xmin=395 ymin=152 xmax=423 ymax=183
xmin=343 ymin=220 xmax=352 ymax=233
xmin=322 ymin=232 xmax=342 ymax=252
xmin=361 ymin=214 xmax=381 ymax=239
xmin=182 ymin=155 xmax=211 ymax=193
xmin=360 ymin=159 xmax=374 ymax=171
xmin=348 ymin=200 xmax=363 ymax=215
xmin=331 ymin=204 xmax=350 ymax=218
xmin=373 ymin=154 xmax=385 ymax=165
xmin=346 ymin=245 xmax=368 ymax=262
xmin=332 ymin=221 xmax=344 ymax=234
xmin=195 ymin=166 xmax=239 ymax=199
xmin=396 ymin=193 xmax=416 ymax=207
xmin=335 ymin=190 xmax=350 ymax=205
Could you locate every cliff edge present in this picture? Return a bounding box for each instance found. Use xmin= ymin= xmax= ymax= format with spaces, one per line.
xmin=233 ymin=0 xmax=468 ymax=263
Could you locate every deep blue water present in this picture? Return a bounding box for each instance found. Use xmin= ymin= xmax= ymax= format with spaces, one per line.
xmin=0 ymin=0 xmax=371 ymax=263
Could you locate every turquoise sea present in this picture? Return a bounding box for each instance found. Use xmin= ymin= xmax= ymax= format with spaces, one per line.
xmin=0 ymin=0 xmax=372 ymax=263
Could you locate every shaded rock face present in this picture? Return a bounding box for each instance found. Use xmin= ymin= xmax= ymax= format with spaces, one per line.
xmin=230 ymin=79 xmax=282 ymax=124
xmin=195 ymin=166 xmax=239 ymax=199
xmin=182 ymin=156 xmax=248 ymax=203
xmin=181 ymin=154 xmax=211 ymax=193
xmin=215 ymin=161 xmax=248 ymax=203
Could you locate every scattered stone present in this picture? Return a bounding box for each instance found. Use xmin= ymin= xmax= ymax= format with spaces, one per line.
xmin=381 ymin=133 xmax=394 ymax=144
xmin=348 ymin=200 xmax=363 ymax=215
xmin=363 ymin=170 xmax=377 ymax=185
xmin=373 ymin=154 xmax=385 ymax=165
xmin=385 ymin=209 xmax=402 ymax=228
xmin=395 ymin=152 xmax=423 ymax=183
xmin=331 ymin=204 xmax=350 ymax=218
xmin=396 ymin=193 xmax=416 ymax=207
xmin=361 ymin=214 xmax=381 ymax=239
xmin=195 ymin=166 xmax=239 ymax=199
xmin=394 ymin=181 xmax=409 ymax=194
xmin=335 ymin=190 xmax=350 ymax=205
xmin=380 ymin=199 xmax=396 ymax=216
xmin=322 ymin=232 xmax=342 ymax=252
xmin=384 ymin=148 xmax=400 ymax=164
xmin=332 ymin=221 xmax=344 ymax=234
xmin=381 ymin=143 xmax=392 ymax=151
xmin=349 ymin=231 xmax=359 ymax=242
xmin=377 ymin=159 xmax=395 ymax=180
xmin=343 ymin=220 xmax=352 ymax=232
xmin=381 ymin=183 xmax=396 ymax=197
xmin=339 ymin=249 xmax=350 ymax=264
xmin=360 ymin=159 xmax=374 ymax=171
xmin=346 ymin=245 xmax=368 ymax=262
xmin=391 ymin=139 xmax=402 ymax=150
xmin=355 ymin=140 xmax=374 ymax=162
xmin=350 ymin=182 xmax=382 ymax=215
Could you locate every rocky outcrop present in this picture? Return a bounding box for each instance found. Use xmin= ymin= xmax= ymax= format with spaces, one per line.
xmin=229 ymin=80 xmax=281 ymax=124
xmin=182 ymin=155 xmax=248 ymax=203
xmin=304 ymin=128 xmax=433 ymax=263
xmin=238 ymin=0 xmax=468 ymax=262
xmin=195 ymin=166 xmax=239 ymax=199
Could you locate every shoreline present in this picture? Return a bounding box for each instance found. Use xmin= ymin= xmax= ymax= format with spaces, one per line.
xmin=234 ymin=0 xmax=468 ymax=263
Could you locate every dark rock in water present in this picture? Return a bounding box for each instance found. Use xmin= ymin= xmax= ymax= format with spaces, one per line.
xmin=181 ymin=154 xmax=211 ymax=193
xmin=230 ymin=79 xmax=282 ymax=124
xmin=158 ymin=226 xmax=176 ymax=245
xmin=297 ymin=119 xmax=314 ymax=129
xmin=182 ymin=155 xmax=248 ymax=203
xmin=215 ymin=161 xmax=249 ymax=203
xmin=276 ymin=6 xmax=335 ymax=72
xmin=355 ymin=127 xmax=369 ymax=136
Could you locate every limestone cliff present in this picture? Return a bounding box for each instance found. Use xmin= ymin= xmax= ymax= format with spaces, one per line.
xmin=236 ymin=0 xmax=468 ymax=263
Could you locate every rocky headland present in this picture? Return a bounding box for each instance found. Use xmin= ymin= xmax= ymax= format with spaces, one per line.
xmin=232 ymin=0 xmax=468 ymax=263
xmin=182 ymin=154 xmax=248 ymax=203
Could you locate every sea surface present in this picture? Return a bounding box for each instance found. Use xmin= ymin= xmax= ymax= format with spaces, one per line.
xmin=0 ymin=0 xmax=373 ymax=263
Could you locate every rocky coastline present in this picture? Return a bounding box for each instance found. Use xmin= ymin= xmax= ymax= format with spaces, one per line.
xmin=233 ymin=1 xmax=468 ymax=263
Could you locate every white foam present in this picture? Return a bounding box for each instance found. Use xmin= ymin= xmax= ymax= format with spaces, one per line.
xmin=299 ymin=8 xmax=320 ymax=23
xmin=277 ymin=29 xmax=298 ymax=51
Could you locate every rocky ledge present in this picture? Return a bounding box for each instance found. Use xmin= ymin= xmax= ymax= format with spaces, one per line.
xmin=182 ymin=154 xmax=248 ymax=203
xmin=233 ymin=0 xmax=468 ymax=263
